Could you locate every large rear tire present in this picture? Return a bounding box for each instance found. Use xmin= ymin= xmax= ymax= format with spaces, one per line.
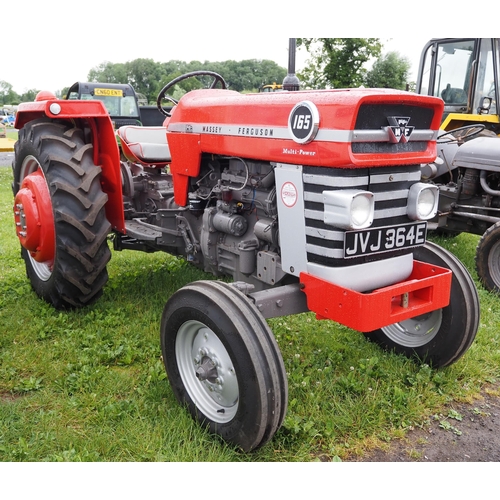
xmin=161 ymin=280 xmax=287 ymax=452
xmin=12 ymin=118 xmax=111 ymax=308
xmin=366 ymin=242 xmax=479 ymax=368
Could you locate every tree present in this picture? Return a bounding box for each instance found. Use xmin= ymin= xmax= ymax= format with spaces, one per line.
xmin=88 ymin=58 xmax=287 ymax=98
xmin=88 ymin=60 xmax=162 ymax=103
xmin=297 ymin=38 xmax=382 ymax=89
xmin=20 ymin=89 xmax=40 ymax=102
xmin=213 ymin=59 xmax=286 ymax=92
xmin=0 ymin=80 xmax=20 ymax=105
xmin=365 ymin=51 xmax=411 ymax=90
xmin=126 ymin=59 xmax=165 ymax=104
xmin=88 ymin=62 xmax=128 ymax=84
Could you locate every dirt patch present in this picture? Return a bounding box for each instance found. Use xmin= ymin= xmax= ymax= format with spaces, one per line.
xmin=353 ymin=385 xmax=500 ymax=462
xmin=0 ymin=392 xmax=22 ymax=403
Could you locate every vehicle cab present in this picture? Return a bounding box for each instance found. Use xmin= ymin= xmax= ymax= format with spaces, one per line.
xmin=65 ymin=81 xmax=142 ymax=128
xmin=416 ymin=38 xmax=500 ymax=132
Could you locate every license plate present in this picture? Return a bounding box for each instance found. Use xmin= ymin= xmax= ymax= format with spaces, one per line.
xmin=344 ymin=222 xmax=427 ymax=258
xmin=94 ymin=88 xmax=123 ymax=97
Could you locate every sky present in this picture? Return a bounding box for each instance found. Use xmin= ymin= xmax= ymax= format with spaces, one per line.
xmin=0 ymin=2 xmax=465 ymax=95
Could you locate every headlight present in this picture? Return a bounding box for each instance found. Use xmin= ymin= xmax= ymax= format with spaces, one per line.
xmin=323 ymin=190 xmax=374 ymax=230
xmin=407 ymin=183 xmax=439 ymax=220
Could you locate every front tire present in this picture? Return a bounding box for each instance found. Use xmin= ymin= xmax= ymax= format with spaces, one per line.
xmin=366 ymin=242 xmax=479 ymax=367
xmin=475 ymin=221 xmax=500 ymax=293
xmin=161 ymin=280 xmax=287 ymax=452
xmin=12 ymin=118 xmax=111 ymax=308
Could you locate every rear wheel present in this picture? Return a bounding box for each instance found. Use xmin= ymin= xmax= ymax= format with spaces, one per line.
xmin=12 ymin=118 xmax=111 ymax=308
xmin=475 ymin=221 xmax=500 ymax=293
xmin=366 ymin=242 xmax=479 ymax=367
xmin=161 ymin=280 xmax=287 ymax=452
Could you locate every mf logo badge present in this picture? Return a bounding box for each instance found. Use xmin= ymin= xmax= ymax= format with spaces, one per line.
xmin=386 ymin=116 xmax=414 ymax=143
xmin=288 ymin=101 xmax=320 ymax=144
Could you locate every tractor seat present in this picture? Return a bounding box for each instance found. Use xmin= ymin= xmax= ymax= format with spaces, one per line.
xmin=441 ymin=84 xmax=467 ymax=105
xmin=117 ymin=126 xmax=171 ymax=164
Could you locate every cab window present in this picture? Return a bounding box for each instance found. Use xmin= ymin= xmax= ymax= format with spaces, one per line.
xmin=473 ymin=39 xmax=497 ymax=115
xmin=432 ymin=39 xmax=475 ymax=105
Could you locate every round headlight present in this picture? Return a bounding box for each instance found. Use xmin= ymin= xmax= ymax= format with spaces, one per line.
xmin=408 ymin=183 xmax=439 ymax=221
xmin=417 ymin=188 xmax=437 ymax=219
xmin=323 ymin=190 xmax=374 ymax=230
xmin=351 ymin=194 xmax=374 ymax=227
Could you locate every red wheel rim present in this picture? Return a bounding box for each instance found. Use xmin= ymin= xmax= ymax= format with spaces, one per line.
xmin=14 ymin=169 xmax=55 ymax=264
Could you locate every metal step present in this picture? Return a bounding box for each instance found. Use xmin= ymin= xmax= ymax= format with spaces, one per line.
xmin=125 ymin=220 xmax=162 ymax=241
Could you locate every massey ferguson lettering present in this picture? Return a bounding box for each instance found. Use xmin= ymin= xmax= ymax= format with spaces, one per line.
xmin=237 ymin=127 xmax=274 ymax=137
xmin=202 ymin=125 xmax=223 ymax=134
xmin=198 ymin=125 xmax=276 ymax=137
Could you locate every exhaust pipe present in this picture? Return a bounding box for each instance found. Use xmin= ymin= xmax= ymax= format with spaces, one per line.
xmin=282 ymin=38 xmax=300 ymax=91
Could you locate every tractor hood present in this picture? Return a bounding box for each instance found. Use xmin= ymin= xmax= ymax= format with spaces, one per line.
xmin=165 ymin=88 xmax=443 ymax=206
xmin=167 ymin=88 xmax=443 ymax=167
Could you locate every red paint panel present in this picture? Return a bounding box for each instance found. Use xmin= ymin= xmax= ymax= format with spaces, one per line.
xmin=167 ymin=88 xmax=444 ymax=205
xmin=16 ymin=100 xmax=125 ymax=233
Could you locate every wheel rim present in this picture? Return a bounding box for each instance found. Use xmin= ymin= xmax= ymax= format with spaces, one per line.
xmin=487 ymin=239 xmax=500 ymax=288
xmin=16 ymin=155 xmax=55 ymax=281
xmin=381 ymin=309 xmax=443 ymax=348
xmin=175 ymin=320 xmax=239 ymax=423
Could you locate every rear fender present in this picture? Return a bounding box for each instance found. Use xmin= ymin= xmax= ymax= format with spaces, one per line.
xmin=15 ymin=97 xmax=125 ymax=233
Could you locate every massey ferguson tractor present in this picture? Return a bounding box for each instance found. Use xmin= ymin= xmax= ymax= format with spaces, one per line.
xmin=417 ymin=38 xmax=500 ymax=293
xmin=12 ymin=53 xmax=480 ymax=451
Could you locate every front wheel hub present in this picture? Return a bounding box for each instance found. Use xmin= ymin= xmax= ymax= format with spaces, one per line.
xmin=14 ymin=169 xmax=55 ymax=264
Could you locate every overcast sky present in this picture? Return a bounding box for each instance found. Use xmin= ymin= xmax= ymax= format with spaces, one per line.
xmin=1 ymin=2 xmax=473 ymax=94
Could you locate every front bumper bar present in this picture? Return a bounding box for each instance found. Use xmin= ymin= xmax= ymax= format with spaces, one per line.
xmin=300 ymin=260 xmax=452 ymax=332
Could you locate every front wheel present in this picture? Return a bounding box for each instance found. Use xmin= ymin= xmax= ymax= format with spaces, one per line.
xmin=475 ymin=221 xmax=500 ymax=293
xmin=366 ymin=242 xmax=479 ymax=367
xmin=161 ymin=280 xmax=287 ymax=452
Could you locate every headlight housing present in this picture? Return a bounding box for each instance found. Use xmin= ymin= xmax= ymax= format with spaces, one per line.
xmin=323 ymin=190 xmax=374 ymax=230
xmin=407 ymin=183 xmax=439 ymax=220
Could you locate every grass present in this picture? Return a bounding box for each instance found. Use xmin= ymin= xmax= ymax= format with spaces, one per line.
xmin=1 ymin=163 xmax=500 ymax=462
xmin=6 ymin=129 xmax=17 ymax=140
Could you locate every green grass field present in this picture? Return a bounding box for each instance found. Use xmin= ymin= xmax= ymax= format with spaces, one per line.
xmin=1 ymin=161 xmax=499 ymax=462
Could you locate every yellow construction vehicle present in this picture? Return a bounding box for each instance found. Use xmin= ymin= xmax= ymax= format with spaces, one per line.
xmin=416 ymin=38 xmax=499 ymax=133
xmin=259 ymin=82 xmax=283 ymax=92
xmin=417 ymin=38 xmax=500 ymax=293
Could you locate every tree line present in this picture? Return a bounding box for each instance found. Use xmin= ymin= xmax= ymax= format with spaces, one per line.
xmin=86 ymin=58 xmax=289 ymax=103
xmin=1 ymin=39 xmax=412 ymax=106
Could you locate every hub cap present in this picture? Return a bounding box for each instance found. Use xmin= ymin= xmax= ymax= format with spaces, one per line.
xmin=175 ymin=320 xmax=239 ymax=423
xmin=487 ymin=240 xmax=500 ymax=288
xmin=13 ymin=156 xmax=55 ymax=281
xmin=381 ymin=309 xmax=442 ymax=348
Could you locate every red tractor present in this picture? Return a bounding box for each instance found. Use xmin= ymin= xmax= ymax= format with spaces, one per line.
xmin=12 ymin=65 xmax=479 ymax=451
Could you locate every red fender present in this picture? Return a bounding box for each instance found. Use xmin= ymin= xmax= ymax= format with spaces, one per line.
xmin=15 ymin=91 xmax=125 ymax=233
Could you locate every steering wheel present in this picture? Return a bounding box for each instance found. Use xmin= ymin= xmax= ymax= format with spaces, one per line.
xmin=156 ymin=71 xmax=227 ymax=117
xmin=437 ymin=124 xmax=486 ymax=144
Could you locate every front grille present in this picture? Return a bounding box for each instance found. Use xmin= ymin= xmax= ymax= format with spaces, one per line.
xmin=352 ymin=103 xmax=434 ymax=154
xmin=303 ymin=164 xmax=422 ymax=267
xmin=355 ymin=104 xmax=434 ymax=129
